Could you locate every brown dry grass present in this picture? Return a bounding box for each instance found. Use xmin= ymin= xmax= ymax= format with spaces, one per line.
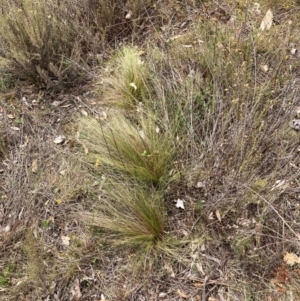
xmin=0 ymin=1 xmax=300 ymax=301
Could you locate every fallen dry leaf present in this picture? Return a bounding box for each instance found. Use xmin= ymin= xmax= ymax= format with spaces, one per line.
xmin=291 ymin=48 xmax=297 ymax=55
xmin=125 ymin=10 xmax=132 ymax=19
xmin=167 ymin=34 xmax=183 ymax=42
xmin=70 ymin=278 xmax=82 ymax=301
xmin=177 ymin=288 xmax=189 ymax=299
xmin=61 ymin=235 xmax=70 ymax=246
xmin=80 ymin=109 xmax=88 ymax=117
xmin=208 ymin=297 xmax=219 ymax=301
xmin=158 ymin=292 xmax=167 ymax=298
xmin=193 ymin=282 xmax=203 ymax=288
xmin=59 ymin=169 xmax=67 ymax=176
xmin=215 ymin=209 xmax=222 ymax=222
xmin=260 ymin=9 xmax=273 ymax=31
xmin=20 ymin=135 xmax=29 ymax=148
xmin=208 ymin=212 xmax=214 ymax=220
xmin=283 ymin=252 xmax=300 ymax=266
xmin=56 ymin=198 xmax=62 ymax=205
xmin=53 ymin=135 xmax=66 ymax=144
xmin=260 ymin=64 xmax=269 ymax=72
xmin=94 ymin=159 xmax=100 ymax=168
xmin=82 ymin=143 xmax=89 ymax=154
xmin=175 ymin=199 xmax=185 ymax=209
xmin=31 ymin=158 xmax=38 ymax=173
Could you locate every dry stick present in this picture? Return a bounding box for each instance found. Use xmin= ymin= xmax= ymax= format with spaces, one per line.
xmin=201 ymin=275 xmax=209 ymax=301
xmin=237 ymin=181 xmax=300 ymax=244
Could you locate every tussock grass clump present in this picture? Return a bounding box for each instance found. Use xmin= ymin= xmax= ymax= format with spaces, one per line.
xmin=78 ymin=111 xmax=175 ymax=185
xmin=81 ymin=180 xmax=166 ymax=249
xmin=102 ymin=47 xmax=150 ymax=108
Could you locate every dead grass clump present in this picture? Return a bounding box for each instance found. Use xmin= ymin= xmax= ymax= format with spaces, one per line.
xmin=78 ymin=111 xmax=175 ymax=185
xmin=140 ymin=11 xmax=300 ymax=298
xmin=189 ymin=19 xmax=300 ymax=301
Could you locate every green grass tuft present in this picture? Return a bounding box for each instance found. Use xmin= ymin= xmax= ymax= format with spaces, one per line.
xmin=81 ymin=179 xmax=166 ymax=250
xmin=102 ymin=47 xmax=150 ymax=108
xmin=78 ymin=111 xmax=176 ymax=185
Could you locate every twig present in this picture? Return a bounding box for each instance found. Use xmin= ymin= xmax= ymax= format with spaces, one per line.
xmin=237 ymin=181 xmax=300 ymax=244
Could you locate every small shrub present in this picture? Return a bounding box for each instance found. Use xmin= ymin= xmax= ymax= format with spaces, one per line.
xmin=0 ymin=1 xmax=155 ymax=88
xmin=0 ymin=0 xmax=88 ymax=87
xmin=78 ymin=111 xmax=175 ymax=185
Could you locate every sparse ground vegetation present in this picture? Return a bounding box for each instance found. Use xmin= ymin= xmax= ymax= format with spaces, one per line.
xmin=1 ymin=1 xmax=300 ymax=300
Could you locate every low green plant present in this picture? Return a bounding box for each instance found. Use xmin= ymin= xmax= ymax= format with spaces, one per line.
xmin=102 ymin=47 xmax=150 ymax=108
xmin=0 ymin=270 xmax=10 ymax=287
xmin=78 ymin=111 xmax=175 ymax=185
xmin=82 ymin=179 xmax=166 ymax=250
xmin=0 ymin=68 xmax=14 ymax=92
